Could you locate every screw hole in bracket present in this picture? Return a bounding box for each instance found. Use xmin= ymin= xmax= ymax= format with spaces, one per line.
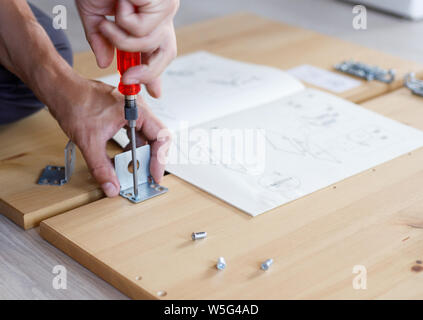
xmin=127 ymin=160 xmax=140 ymax=174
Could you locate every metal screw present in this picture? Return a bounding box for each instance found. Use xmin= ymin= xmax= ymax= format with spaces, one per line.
xmin=216 ymin=257 xmax=226 ymax=270
xmin=191 ymin=232 xmax=207 ymax=241
xmin=261 ymin=258 xmax=273 ymax=271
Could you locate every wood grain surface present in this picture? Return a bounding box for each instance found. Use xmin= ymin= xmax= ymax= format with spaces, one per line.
xmin=0 ymin=110 xmax=121 ymax=229
xmin=41 ymin=88 xmax=423 ymax=299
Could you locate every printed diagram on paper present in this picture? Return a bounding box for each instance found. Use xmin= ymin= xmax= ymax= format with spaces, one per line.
xmin=167 ymin=89 xmax=423 ymax=216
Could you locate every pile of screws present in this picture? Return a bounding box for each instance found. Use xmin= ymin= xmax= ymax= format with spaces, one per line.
xmin=335 ymin=60 xmax=395 ymax=84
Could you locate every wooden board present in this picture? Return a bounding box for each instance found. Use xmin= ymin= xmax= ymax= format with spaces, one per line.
xmin=41 ymin=88 xmax=423 ymax=299
xmin=2 ymin=13 xmax=422 ymax=230
xmin=0 ymin=110 xmax=121 ymax=229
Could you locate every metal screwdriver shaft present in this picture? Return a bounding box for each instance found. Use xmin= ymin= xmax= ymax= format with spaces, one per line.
xmin=125 ymin=95 xmax=139 ymax=199
xmin=130 ymin=124 xmax=138 ymax=198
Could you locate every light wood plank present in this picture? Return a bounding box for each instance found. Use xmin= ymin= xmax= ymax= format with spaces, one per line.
xmin=41 ymin=88 xmax=423 ymax=299
xmin=0 ymin=110 xmax=121 ymax=229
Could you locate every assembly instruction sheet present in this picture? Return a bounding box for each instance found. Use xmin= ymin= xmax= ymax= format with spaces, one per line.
xmin=166 ymin=88 xmax=423 ymax=215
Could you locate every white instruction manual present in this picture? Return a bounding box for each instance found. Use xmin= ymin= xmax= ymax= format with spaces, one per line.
xmin=99 ymin=52 xmax=423 ymax=216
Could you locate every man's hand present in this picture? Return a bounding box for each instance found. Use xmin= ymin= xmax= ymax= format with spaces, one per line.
xmin=49 ymin=76 xmax=170 ymax=197
xmin=0 ymin=0 xmax=171 ymax=198
xmin=76 ymin=0 xmax=179 ymax=98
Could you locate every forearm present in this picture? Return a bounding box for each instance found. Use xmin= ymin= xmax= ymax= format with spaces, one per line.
xmin=0 ymin=0 xmax=79 ymax=113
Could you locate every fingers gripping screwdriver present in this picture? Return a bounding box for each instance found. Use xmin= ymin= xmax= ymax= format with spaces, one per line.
xmin=117 ymin=49 xmax=141 ymax=200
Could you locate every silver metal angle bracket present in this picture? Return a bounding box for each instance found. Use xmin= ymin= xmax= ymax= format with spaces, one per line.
xmin=37 ymin=140 xmax=75 ymax=186
xmin=335 ymin=60 xmax=395 ymax=84
xmin=114 ymin=144 xmax=168 ymax=203
xmin=405 ymin=73 xmax=423 ymax=97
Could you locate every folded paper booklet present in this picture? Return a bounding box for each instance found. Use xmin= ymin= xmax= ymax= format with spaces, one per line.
xmin=100 ymin=51 xmax=423 ymax=216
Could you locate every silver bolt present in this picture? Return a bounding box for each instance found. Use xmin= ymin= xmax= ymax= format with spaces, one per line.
xmin=216 ymin=257 xmax=226 ymax=270
xmin=261 ymin=258 xmax=273 ymax=271
xmin=191 ymin=232 xmax=207 ymax=241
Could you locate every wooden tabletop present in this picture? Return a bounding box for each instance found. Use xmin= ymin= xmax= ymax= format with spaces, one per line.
xmin=1 ymin=13 xmax=422 ymax=231
xmin=40 ymin=87 xmax=423 ymax=300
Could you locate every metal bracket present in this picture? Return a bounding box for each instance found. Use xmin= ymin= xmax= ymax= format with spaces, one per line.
xmin=37 ymin=140 xmax=75 ymax=186
xmin=404 ymin=73 xmax=423 ymax=97
xmin=335 ymin=60 xmax=395 ymax=84
xmin=115 ymin=144 xmax=168 ymax=203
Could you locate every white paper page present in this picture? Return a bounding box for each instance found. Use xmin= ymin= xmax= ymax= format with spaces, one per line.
xmin=288 ymin=64 xmax=361 ymax=93
xmin=99 ymin=51 xmax=305 ymax=131
xmin=166 ymin=88 xmax=423 ymax=216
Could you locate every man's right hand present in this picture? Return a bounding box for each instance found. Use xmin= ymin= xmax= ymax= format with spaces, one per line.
xmin=76 ymin=0 xmax=179 ymax=98
xmin=49 ymin=75 xmax=171 ymax=197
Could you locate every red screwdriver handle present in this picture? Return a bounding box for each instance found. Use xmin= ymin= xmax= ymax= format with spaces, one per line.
xmin=117 ymin=49 xmax=141 ymax=96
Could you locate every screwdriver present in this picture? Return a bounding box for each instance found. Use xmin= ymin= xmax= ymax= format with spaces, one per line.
xmin=117 ymin=49 xmax=141 ymax=200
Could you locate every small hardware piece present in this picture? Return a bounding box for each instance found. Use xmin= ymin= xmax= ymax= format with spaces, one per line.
xmin=37 ymin=140 xmax=75 ymax=186
xmin=335 ymin=60 xmax=395 ymax=84
xmin=115 ymin=144 xmax=168 ymax=203
xmin=404 ymin=73 xmax=423 ymax=97
xmin=191 ymin=232 xmax=207 ymax=241
xmin=216 ymin=257 xmax=226 ymax=270
xmin=261 ymin=258 xmax=274 ymax=271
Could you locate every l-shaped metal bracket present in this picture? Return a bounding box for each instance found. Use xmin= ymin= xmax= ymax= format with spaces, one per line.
xmin=114 ymin=144 xmax=168 ymax=204
xmin=37 ymin=140 xmax=75 ymax=186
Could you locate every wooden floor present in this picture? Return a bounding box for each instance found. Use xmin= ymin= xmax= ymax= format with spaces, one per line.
xmin=0 ymin=215 xmax=126 ymax=299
